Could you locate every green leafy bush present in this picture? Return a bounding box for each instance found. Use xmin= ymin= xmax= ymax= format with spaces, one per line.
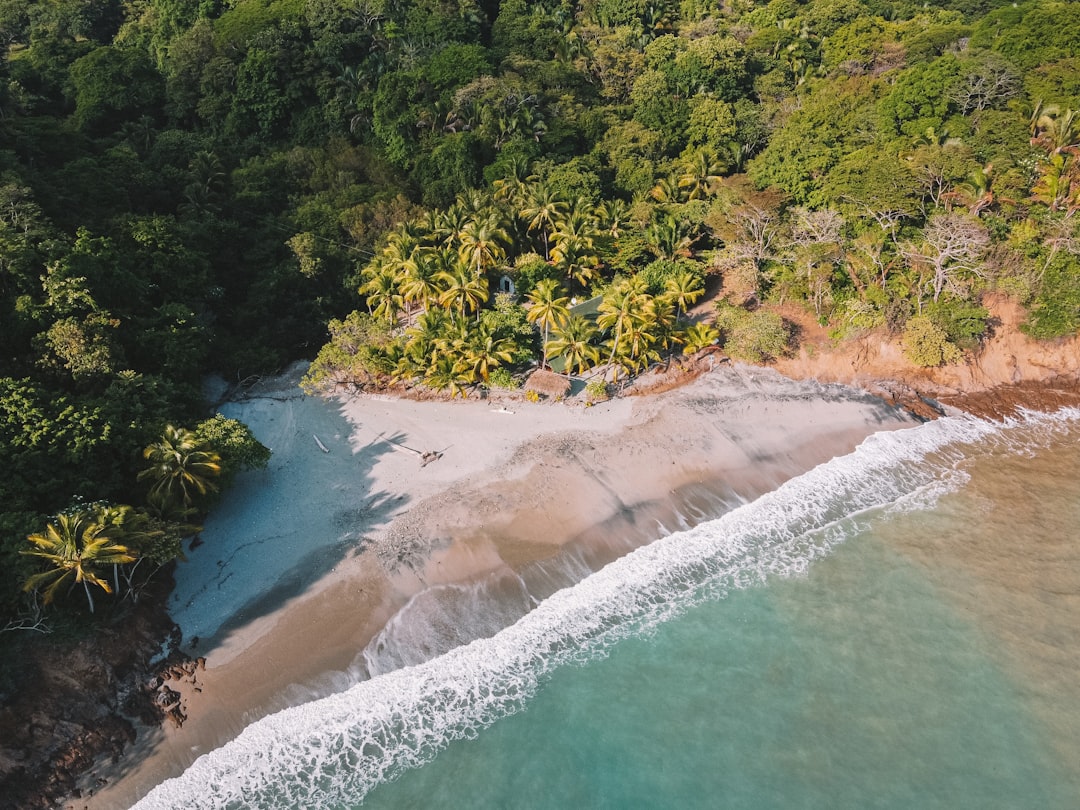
xmin=487 ymin=367 xmax=519 ymax=390
xmin=585 ymin=377 xmax=611 ymax=402
xmin=901 ymin=315 xmax=963 ymax=367
xmin=194 ymin=414 xmax=271 ymax=487
xmin=1021 ymin=254 xmax=1080 ymax=339
xmin=714 ymin=303 xmax=789 ymax=363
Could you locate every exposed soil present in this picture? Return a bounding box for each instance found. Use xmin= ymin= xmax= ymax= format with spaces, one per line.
xmin=769 ymin=293 xmax=1080 ymax=420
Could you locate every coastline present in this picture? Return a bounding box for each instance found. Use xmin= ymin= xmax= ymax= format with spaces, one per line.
xmin=72 ymin=362 xmax=917 ymax=809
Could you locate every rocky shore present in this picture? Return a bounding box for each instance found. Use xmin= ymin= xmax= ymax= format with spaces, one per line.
xmin=0 ymin=574 xmax=193 ymax=810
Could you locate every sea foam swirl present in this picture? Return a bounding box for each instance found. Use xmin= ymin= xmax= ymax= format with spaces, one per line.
xmin=134 ymin=409 xmax=1078 ymax=809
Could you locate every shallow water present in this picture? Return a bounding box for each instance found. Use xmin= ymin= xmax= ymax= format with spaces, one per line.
xmin=134 ymin=411 xmax=1080 ymax=809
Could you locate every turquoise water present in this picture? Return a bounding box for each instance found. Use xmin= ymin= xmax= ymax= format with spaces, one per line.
xmin=135 ymin=411 xmax=1080 ymax=809
xmin=361 ymin=533 xmax=1070 ymax=809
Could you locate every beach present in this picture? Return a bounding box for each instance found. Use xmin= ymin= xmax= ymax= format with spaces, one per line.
xmin=75 ymin=363 xmax=916 ymax=808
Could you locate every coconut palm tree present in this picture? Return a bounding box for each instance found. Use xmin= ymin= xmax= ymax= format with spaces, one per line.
xmin=424 ymin=353 xmax=470 ymax=398
xmin=138 ymin=425 xmax=222 ymax=509
xmin=551 ymin=208 xmax=601 ymax=297
xmin=595 ymin=198 xmax=629 ymax=238
xmin=22 ymin=512 xmax=137 ymax=613
xmin=680 ymin=321 xmax=720 ymax=355
xmin=677 ymin=148 xmax=725 ymax=200
xmin=663 ymin=268 xmax=705 ymax=323
xmin=598 ymin=276 xmax=652 ymax=376
xmin=547 ymin=314 xmax=600 ymax=376
xmin=520 ymin=182 xmax=568 ymax=260
xmin=649 ymin=175 xmax=683 ymax=204
xmin=526 ymin=278 xmax=571 ymax=368
xmin=400 ymin=250 xmax=443 ymax=315
xmin=360 ymin=265 xmax=405 ymax=326
xmin=435 ymin=203 xmax=471 ymax=250
xmin=619 ymin=319 xmax=662 ymax=376
xmin=437 ymin=261 xmax=490 ymax=318
xmin=458 ymin=213 xmax=510 ymax=277
xmin=493 ymin=155 xmax=533 ymax=204
xmin=461 ymin=323 xmax=515 ymax=384
xmin=645 ymin=212 xmax=697 ymax=261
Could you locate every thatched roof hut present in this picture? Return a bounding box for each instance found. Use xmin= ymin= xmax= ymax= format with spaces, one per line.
xmin=524 ymin=369 xmax=571 ymax=399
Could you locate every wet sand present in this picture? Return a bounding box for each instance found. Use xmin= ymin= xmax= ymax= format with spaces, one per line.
xmin=76 ymin=364 xmax=916 ymax=809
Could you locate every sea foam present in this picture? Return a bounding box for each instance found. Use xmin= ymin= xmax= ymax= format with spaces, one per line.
xmin=134 ymin=410 xmax=1078 ymax=809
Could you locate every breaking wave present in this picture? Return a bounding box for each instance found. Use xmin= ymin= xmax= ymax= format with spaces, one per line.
xmin=134 ymin=409 xmax=1079 ymax=809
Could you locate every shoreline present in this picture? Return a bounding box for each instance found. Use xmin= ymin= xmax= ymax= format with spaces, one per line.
xmin=71 ymin=363 xmax=919 ymax=809
xmin=53 ymin=321 xmax=1080 ymax=810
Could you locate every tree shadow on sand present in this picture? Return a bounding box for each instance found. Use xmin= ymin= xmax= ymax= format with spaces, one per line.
xmin=177 ymin=407 xmax=415 ymax=655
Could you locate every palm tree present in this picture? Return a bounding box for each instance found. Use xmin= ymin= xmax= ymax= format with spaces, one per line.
xmin=547 ymin=315 xmax=600 ymax=376
xmin=663 ymin=268 xmax=705 ymax=323
xmin=458 ymin=213 xmax=510 ymax=277
xmin=404 ymin=308 xmax=451 ymax=368
xmin=551 ymin=208 xmax=601 ymax=297
xmin=526 ymin=278 xmax=571 ymax=368
xmin=595 ymin=198 xmax=629 ymax=238
xmin=138 ymin=425 xmax=222 ymax=509
xmin=520 ymin=182 xmax=568 ymax=260
xmin=22 ymin=513 xmax=137 ymax=613
xmin=649 ymin=175 xmax=683 ymax=204
xmin=437 ymin=260 xmax=490 ymax=318
xmin=680 ymin=322 xmax=720 ymax=355
xmin=645 ymin=212 xmax=697 ymax=260
xmin=619 ymin=320 xmax=662 ymax=376
xmin=424 ymin=353 xmax=469 ymax=398
xmin=461 ymin=323 xmax=515 ymax=384
xmin=360 ymin=265 xmax=405 ymax=326
xmin=435 ymin=203 xmax=471 ymax=250
xmin=677 ymin=149 xmax=725 ymax=200
xmin=400 ymin=250 xmax=443 ymax=315
xmin=598 ymin=276 xmax=652 ymax=376
xmin=493 ymin=156 xmax=533 ymax=204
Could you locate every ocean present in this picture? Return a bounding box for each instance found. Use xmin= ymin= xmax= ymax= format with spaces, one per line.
xmin=134 ymin=408 xmax=1080 ymax=809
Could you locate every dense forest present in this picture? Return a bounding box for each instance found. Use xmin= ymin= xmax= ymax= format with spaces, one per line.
xmin=1 ymin=0 xmax=1079 ymax=642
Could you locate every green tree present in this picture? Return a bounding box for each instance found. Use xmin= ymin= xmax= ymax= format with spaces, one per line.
xmin=680 ymin=321 xmax=720 ymax=355
xmin=714 ymin=303 xmax=790 ymax=363
xmin=360 ymin=264 xmax=405 ymax=326
xmin=437 ymin=260 xmax=490 ymax=317
xmin=520 ymin=182 xmax=569 ymax=260
xmin=193 ymin=415 xmax=271 ymax=488
xmin=547 ymin=314 xmax=601 ymax=376
xmin=69 ymin=45 xmax=165 ymax=133
xmin=460 ymin=323 xmax=515 ymax=385
xmin=663 ymin=266 xmax=705 ymax=322
xmin=598 ymin=275 xmax=653 ymax=375
xmin=138 ymin=425 xmax=222 ymax=509
xmin=901 ymin=314 xmax=963 ymax=367
xmin=526 ymin=278 xmax=571 ymax=368
xmin=22 ymin=512 xmax=136 ymax=614
xmin=458 ymin=214 xmax=510 ymax=277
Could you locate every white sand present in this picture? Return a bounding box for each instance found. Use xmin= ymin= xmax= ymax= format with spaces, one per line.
xmin=76 ymin=362 xmax=915 ymax=809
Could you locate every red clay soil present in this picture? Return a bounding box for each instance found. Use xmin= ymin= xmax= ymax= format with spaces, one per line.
xmin=769 ymin=293 xmax=1080 ymax=420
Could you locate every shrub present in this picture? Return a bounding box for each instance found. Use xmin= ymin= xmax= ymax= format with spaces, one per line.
xmin=1021 ymin=255 xmax=1080 ymax=340
xmin=585 ymin=378 xmax=610 ymax=402
xmin=901 ymin=315 xmax=963 ymax=367
xmin=487 ymin=367 xmax=519 ymax=390
xmin=714 ymin=302 xmax=789 ymax=363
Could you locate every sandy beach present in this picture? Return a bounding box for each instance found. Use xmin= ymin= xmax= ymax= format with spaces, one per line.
xmin=76 ymin=363 xmax=915 ymax=809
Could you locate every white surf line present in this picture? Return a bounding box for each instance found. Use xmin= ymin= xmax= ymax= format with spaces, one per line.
xmin=134 ymin=411 xmax=1078 ymax=810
